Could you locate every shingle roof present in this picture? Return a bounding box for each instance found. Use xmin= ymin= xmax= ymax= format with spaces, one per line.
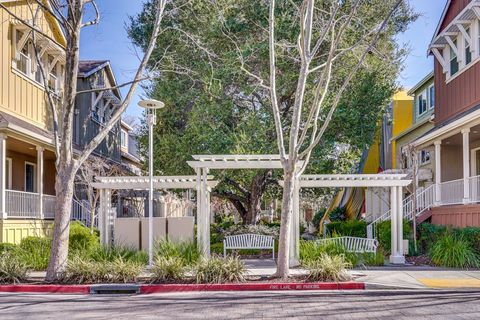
xmin=78 ymin=60 xmax=109 ymax=76
xmin=0 ymin=111 xmax=53 ymax=141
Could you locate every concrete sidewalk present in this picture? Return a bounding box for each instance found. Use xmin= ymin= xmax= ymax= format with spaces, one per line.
xmin=243 ymin=259 xmax=480 ymax=289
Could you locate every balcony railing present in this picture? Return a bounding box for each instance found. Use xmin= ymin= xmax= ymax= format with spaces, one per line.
xmin=4 ymin=190 xmax=95 ymax=227
xmin=439 ymin=178 xmax=464 ymax=205
xmin=6 ymin=190 xmax=40 ymax=218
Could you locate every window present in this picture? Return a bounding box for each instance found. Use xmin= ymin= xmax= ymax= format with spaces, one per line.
xmin=16 ymin=37 xmax=32 ymax=76
xmin=428 ymin=85 xmax=435 ymax=109
xmin=91 ymin=92 xmax=103 ymax=123
xmin=419 ymin=150 xmax=431 ymax=165
xmin=450 ymin=39 xmax=459 ymax=76
xmin=121 ymin=129 xmax=128 ymax=148
xmin=6 ymin=158 xmax=12 ymax=190
xmin=465 ymin=27 xmax=472 ymax=65
xmin=24 ymin=162 xmax=36 ymax=193
xmin=417 ymin=90 xmax=427 ymax=116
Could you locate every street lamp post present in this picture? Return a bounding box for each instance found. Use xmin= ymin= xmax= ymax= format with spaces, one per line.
xmin=138 ymin=99 xmax=165 ymax=266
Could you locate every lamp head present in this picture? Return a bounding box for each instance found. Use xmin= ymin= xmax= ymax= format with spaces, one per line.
xmin=138 ymin=99 xmax=165 ymax=110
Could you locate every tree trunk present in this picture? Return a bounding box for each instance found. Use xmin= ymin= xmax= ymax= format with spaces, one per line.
xmin=45 ymin=165 xmax=76 ymax=282
xmin=276 ymin=165 xmax=294 ymax=279
xmin=245 ymin=171 xmax=270 ymax=224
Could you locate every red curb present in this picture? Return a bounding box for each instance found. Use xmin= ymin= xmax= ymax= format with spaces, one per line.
xmin=140 ymin=282 xmax=365 ymax=294
xmin=0 ymin=285 xmax=91 ymax=294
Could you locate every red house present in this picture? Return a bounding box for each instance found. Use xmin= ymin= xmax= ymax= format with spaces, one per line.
xmin=413 ymin=0 xmax=480 ymax=227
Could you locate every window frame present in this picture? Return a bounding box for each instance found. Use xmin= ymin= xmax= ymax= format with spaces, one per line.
xmin=417 ymin=89 xmax=428 ymax=116
xmin=121 ymin=129 xmax=128 ymax=148
xmin=419 ymin=150 xmax=431 ymax=166
xmin=428 ymin=84 xmax=435 ymax=110
xmin=24 ymin=161 xmax=37 ymax=193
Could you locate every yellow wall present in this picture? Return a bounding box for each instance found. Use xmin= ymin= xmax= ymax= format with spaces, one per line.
xmin=391 ymin=91 xmax=414 ymax=168
xmin=0 ymin=219 xmax=53 ymax=244
xmin=0 ymin=2 xmax=64 ymax=130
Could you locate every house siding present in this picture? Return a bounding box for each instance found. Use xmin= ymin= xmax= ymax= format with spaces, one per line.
xmin=74 ymin=78 xmax=121 ymax=161
xmin=439 ymin=0 xmax=471 ymax=31
xmin=0 ymin=3 xmax=58 ymax=130
xmin=435 ymin=59 xmax=480 ymax=125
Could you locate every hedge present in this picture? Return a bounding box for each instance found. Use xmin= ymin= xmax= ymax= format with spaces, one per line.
xmin=418 ymin=223 xmax=480 ymax=255
xmin=377 ymin=219 xmax=411 ymax=254
xmin=325 ymin=220 xmax=367 ymax=238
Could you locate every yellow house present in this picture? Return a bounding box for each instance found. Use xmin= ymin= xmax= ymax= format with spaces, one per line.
xmin=0 ymin=0 xmax=66 ymax=243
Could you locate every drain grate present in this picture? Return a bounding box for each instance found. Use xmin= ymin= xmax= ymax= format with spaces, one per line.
xmin=90 ymin=284 xmax=140 ymax=294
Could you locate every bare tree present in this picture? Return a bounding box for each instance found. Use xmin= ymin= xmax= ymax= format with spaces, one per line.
xmin=254 ymin=0 xmax=406 ymax=278
xmin=0 ymin=0 xmax=167 ymax=281
xmin=75 ymin=156 xmax=121 ymax=231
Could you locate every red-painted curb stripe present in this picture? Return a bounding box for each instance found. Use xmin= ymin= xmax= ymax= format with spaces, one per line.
xmin=140 ymin=282 xmax=365 ymax=294
xmin=0 ymin=285 xmax=91 ymax=294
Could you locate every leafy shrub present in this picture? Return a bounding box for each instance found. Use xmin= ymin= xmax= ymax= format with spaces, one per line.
xmin=329 ymin=207 xmax=347 ymax=222
xmin=194 ymin=256 xmax=246 ymax=284
xmin=306 ymin=253 xmax=352 ymax=282
xmin=69 ymin=221 xmax=100 ymax=256
xmin=300 ymin=240 xmax=359 ymax=267
xmin=453 ymin=227 xmax=480 ymax=255
xmin=326 ymin=220 xmax=367 ymax=238
xmin=61 ymin=256 xmax=142 ymax=284
xmin=377 ymin=219 xmax=411 ymax=254
xmin=91 ymin=245 xmax=148 ymax=265
xmin=210 ymin=242 xmax=224 ymax=255
xmin=155 ymin=240 xmax=200 ymax=266
xmin=224 ymin=224 xmax=279 ymax=239
xmin=361 ymin=251 xmax=385 ymax=266
xmin=0 ymin=252 xmax=29 ymax=284
xmin=17 ymin=236 xmax=51 ymax=270
xmin=418 ymin=223 xmax=447 ymax=254
xmin=429 ymin=233 xmax=479 ymax=268
xmin=151 ymin=256 xmax=186 ymax=283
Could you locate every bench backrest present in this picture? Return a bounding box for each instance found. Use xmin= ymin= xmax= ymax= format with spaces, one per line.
xmin=316 ymin=236 xmax=377 ymax=253
xmin=224 ymin=234 xmax=274 ymax=249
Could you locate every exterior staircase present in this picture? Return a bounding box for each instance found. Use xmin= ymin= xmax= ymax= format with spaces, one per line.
xmin=71 ymin=199 xmax=96 ymax=228
xmin=366 ymin=184 xmax=435 ymax=239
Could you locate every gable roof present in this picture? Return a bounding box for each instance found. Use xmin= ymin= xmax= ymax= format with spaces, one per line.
xmin=431 ymin=0 xmax=451 ymax=45
xmin=78 ymin=60 xmax=121 ymax=99
xmin=407 ymin=71 xmax=434 ymax=96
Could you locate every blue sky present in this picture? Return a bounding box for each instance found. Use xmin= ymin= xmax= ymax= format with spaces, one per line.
xmin=80 ymin=0 xmax=447 ymax=119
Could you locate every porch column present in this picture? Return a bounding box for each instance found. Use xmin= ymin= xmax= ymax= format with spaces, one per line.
xmin=196 ymin=168 xmax=210 ymax=257
xmin=36 ymin=147 xmax=44 ymax=219
xmin=0 ymin=134 xmax=6 ymax=219
xmin=289 ymin=176 xmax=300 ymax=266
xmin=195 ymin=168 xmax=203 ymax=254
xmin=462 ymin=128 xmax=470 ymax=203
xmin=434 ymin=141 xmax=442 ymax=205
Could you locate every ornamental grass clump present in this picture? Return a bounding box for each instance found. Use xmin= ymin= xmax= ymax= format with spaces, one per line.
xmin=155 ymin=239 xmax=200 ymax=266
xmin=429 ymin=233 xmax=480 ymax=269
xmin=16 ymin=236 xmax=51 ymax=271
xmin=0 ymin=252 xmax=29 ymax=284
xmin=306 ymin=253 xmax=352 ymax=282
xmin=60 ymin=256 xmax=142 ymax=284
xmin=194 ymin=256 xmax=246 ymax=284
xmin=151 ymin=256 xmax=187 ymax=283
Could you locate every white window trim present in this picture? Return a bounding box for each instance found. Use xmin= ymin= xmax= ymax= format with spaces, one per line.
xmin=24 ymin=161 xmax=37 ymax=193
xmin=444 ymin=19 xmax=480 ymax=84
xmin=121 ymin=129 xmax=128 ymax=148
xmin=417 ymin=89 xmax=428 ymax=117
xmin=6 ymin=157 xmax=12 ymax=190
xmin=428 ymin=84 xmax=435 ymax=110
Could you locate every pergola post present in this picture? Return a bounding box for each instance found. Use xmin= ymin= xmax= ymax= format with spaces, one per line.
xmin=99 ymin=188 xmax=112 ymax=246
xmin=289 ymin=176 xmax=300 ymax=266
xmin=203 ymin=168 xmax=211 ymax=257
xmin=389 ymin=186 xmax=405 ymax=264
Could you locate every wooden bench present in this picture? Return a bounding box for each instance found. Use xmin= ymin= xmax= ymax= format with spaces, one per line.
xmin=316 ymin=236 xmax=378 ymax=253
xmin=223 ymin=234 xmax=275 ymax=259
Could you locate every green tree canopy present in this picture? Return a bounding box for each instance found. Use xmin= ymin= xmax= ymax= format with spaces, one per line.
xmin=128 ymin=0 xmax=417 ymax=223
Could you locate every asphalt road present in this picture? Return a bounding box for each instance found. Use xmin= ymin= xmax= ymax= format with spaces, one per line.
xmin=1 ymin=290 xmax=480 ymax=319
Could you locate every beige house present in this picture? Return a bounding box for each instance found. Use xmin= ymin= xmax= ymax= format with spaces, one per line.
xmin=0 ymin=1 xmax=66 ymax=243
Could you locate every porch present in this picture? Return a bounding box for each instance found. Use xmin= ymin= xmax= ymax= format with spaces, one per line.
xmin=0 ymin=134 xmax=56 ymax=219
xmin=413 ymin=120 xmax=480 ymax=227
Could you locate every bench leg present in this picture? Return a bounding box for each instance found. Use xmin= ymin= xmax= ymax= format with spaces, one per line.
xmin=272 ymin=247 xmax=275 ymax=260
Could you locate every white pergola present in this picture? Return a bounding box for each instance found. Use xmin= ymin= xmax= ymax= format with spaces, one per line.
xmin=92 ymin=175 xmax=218 ymax=247
xmin=295 ymin=174 xmax=411 ymax=264
xmin=187 ymin=155 xmax=305 ymax=261
xmin=94 ymin=156 xmax=411 ymax=265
